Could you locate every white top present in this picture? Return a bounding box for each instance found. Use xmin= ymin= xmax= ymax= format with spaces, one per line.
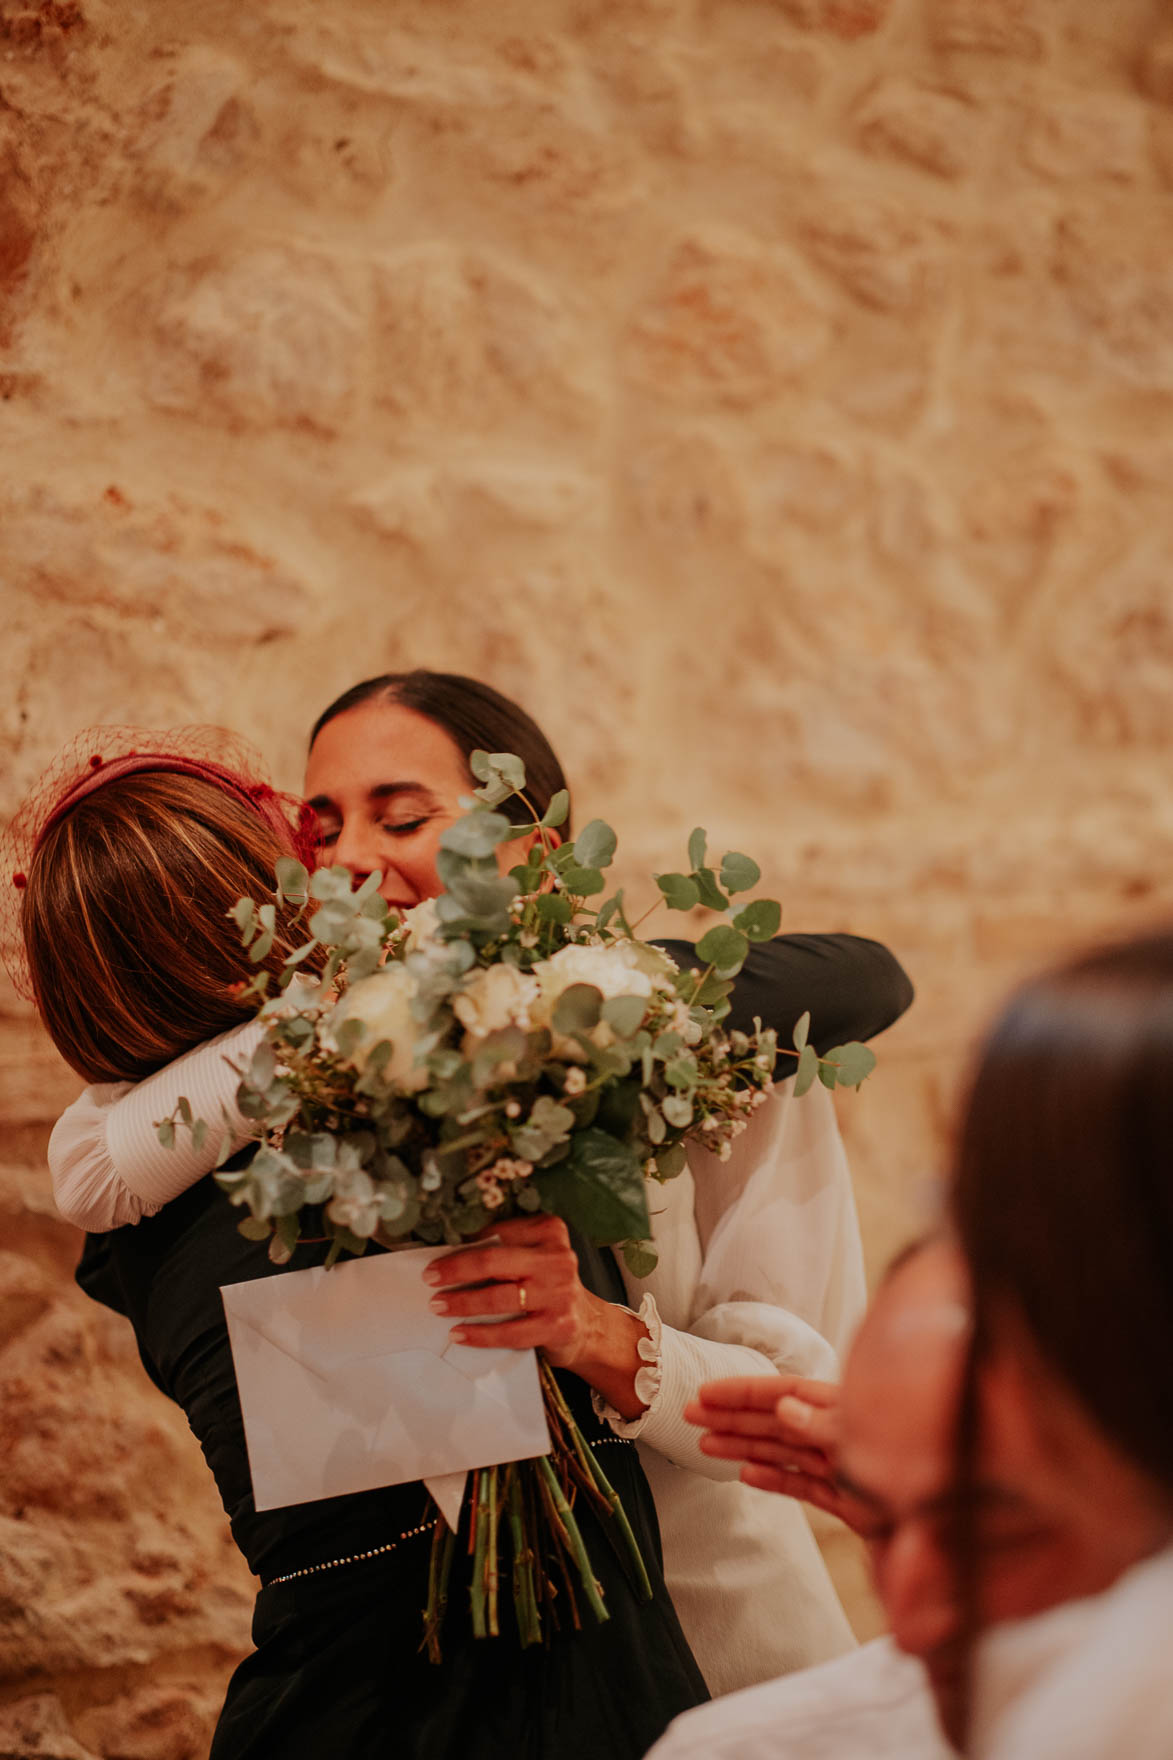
xmin=49 ymin=1034 xmax=866 ymax=1695
xmin=647 ymin=1637 xmax=952 ymax=1760
xmin=972 ymin=1544 xmax=1173 ymax=1760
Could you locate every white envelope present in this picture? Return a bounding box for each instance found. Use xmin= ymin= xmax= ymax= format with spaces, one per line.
xmin=220 ymin=1243 xmax=551 ymax=1522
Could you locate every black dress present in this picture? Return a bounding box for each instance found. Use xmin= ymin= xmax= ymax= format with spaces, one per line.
xmin=75 ymin=932 xmax=912 ymax=1755
xmin=80 ymin=1180 xmax=708 ymax=1760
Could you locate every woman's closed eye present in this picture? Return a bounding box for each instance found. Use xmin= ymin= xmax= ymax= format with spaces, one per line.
xmin=378 ymin=816 xmax=428 ymax=837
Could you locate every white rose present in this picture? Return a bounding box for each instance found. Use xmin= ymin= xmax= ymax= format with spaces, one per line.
xmin=326 ymin=964 xmax=429 ymax=1091
xmin=399 ymin=898 xmax=441 ymax=953
xmin=531 ymin=939 xmax=675 ymax=1050
xmin=452 ymin=962 xmax=541 ymax=1058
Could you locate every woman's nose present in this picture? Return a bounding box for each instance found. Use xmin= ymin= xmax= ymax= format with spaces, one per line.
xmin=329 ymin=819 xmax=382 ymax=885
xmin=877 ymin=1525 xmax=960 ymax=1661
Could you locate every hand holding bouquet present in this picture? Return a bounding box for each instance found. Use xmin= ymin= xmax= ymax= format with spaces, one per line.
xmin=163 ymin=753 xmax=875 ymax=1652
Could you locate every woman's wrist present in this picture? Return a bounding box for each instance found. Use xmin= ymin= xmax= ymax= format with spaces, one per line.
xmin=560 ymin=1292 xmax=650 ymax=1421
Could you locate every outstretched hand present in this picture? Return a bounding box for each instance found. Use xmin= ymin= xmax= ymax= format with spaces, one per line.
xmin=685 ymin=1374 xmax=867 ymax=1530
xmin=423 ymin=1214 xmax=648 ymax=1419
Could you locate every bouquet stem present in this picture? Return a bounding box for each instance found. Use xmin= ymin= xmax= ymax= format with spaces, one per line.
xmin=421 ymin=1365 xmax=649 ymax=1659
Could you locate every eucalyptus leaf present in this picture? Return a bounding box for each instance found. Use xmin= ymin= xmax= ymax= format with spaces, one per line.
xmin=792 ymin=1010 xmax=811 ymax=1053
xmin=601 ymin=994 xmax=648 ymax=1038
xmin=732 ymin=898 xmax=781 ymax=942
xmin=622 ymin=1240 xmax=659 ymax=1279
xmin=275 ymin=857 xmax=310 ymax=903
xmin=536 ymin=893 xmax=573 ymax=924
xmin=595 ymin=891 xmax=626 ymax=933
xmin=692 ymin=867 xmax=728 ymax=913
xmin=238 ymin=1215 xmax=272 ymax=1242
xmin=720 ymin=851 xmax=762 ymax=895
xmin=558 ymin=863 xmax=605 ymax=897
xmin=542 ymin=790 xmax=570 ymax=829
xmin=794 ymin=1042 xmax=820 ymax=1097
xmin=656 ymin=872 xmax=700 ymax=912
xmin=661 ymin=1093 xmax=694 ymax=1129
xmin=694 ymin=923 xmax=749 ymax=978
xmin=573 ymin=820 xmax=618 ymax=870
xmin=231 ymin=897 xmax=258 ymax=940
xmin=440 ymin=812 xmax=514 ymax=859
xmin=687 ymin=828 xmax=707 ymax=872
xmin=656 ymin=1141 xmax=688 ymax=1179
xmin=822 ymin=1042 xmax=877 ymax=1089
xmin=553 ymin=983 xmax=603 ymax=1033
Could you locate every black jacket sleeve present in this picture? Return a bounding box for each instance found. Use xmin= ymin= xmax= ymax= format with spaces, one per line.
xmin=651 ymin=933 xmax=914 ymax=1055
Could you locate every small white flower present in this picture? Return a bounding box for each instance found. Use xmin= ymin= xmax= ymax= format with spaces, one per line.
xmin=488 ymin=1155 xmax=534 ymax=1183
xmin=505 ymin=1100 xmax=522 ymax=1118
xmin=752 ymin=1089 xmax=769 ymax=1109
xmin=701 ymin=1115 xmax=720 ymax=1132
xmin=475 ymin=1171 xmax=505 ymax=1210
xmin=563 ymin=1067 xmax=587 ymax=1096
xmin=718 ymin=1142 xmax=733 ymax=1163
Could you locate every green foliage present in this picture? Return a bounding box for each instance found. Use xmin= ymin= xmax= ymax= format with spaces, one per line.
xmin=177 ymin=748 xmax=873 ymax=1273
xmin=553 ymin=984 xmax=603 ymax=1033
xmin=720 ymin=852 xmax=761 ymax=895
xmin=733 ymin=899 xmax=781 ymax=942
xmin=441 ymin=812 xmax=514 ymax=860
xmin=694 ymin=923 xmax=750 ymax=977
xmin=534 ymin=1129 xmax=651 ymax=1246
xmin=601 ymin=995 xmax=648 ymax=1038
xmin=820 ymin=1042 xmax=876 ymax=1089
xmin=794 ymin=1043 xmax=820 ymax=1097
xmin=573 ymin=820 xmax=618 ymax=870
xmin=691 ymin=867 xmax=727 ymax=913
xmin=558 ymin=863 xmax=605 ymax=897
xmin=621 ymin=1240 xmax=659 ymax=1278
xmin=655 ymin=872 xmax=700 ymax=912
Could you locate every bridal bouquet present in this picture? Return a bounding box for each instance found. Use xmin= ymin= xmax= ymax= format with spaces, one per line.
xmin=165 ymin=753 xmax=874 ymax=1653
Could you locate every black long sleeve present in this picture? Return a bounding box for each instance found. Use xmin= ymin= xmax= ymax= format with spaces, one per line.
xmin=651 ymin=933 xmax=914 ymax=1055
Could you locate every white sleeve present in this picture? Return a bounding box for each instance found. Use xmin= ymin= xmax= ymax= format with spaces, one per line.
xmin=48 ymin=1019 xmax=264 ymax=1232
xmin=599 ymin=1078 xmax=868 ymax=1479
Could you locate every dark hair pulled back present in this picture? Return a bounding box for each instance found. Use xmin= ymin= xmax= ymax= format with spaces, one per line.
xmin=310 ymin=672 xmax=571 ymax=832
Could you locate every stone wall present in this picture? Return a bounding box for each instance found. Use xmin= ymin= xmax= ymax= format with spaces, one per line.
xmin=3 ymin=0 xmax=1173 ymax=1750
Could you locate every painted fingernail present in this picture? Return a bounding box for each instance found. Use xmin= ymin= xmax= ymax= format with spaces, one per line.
xmin=423 ymin=1265 xmax=444 ymax=1285
xmin=429 ymin=1295 xmax=450 ymax=1315
xmin=777 ymin=1396 xmax=810 ymax=1428
xmin=451 ymin=1328 xmax=470 ymax=1344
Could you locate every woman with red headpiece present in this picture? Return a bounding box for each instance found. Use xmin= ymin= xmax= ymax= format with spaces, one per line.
xmin=8 ymin=726 xmax=709 ymax=1760
xmin=38 ymin=672 xmax=915 ymax=1700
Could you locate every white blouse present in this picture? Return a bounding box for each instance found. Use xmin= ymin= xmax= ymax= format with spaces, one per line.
xmin=972 ymin=1545 xmax=1173 ymax=1760
xmin=49 ymin=1030 xmax=866 ymax=1695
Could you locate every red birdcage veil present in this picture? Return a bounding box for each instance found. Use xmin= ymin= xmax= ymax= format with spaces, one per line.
xmin=1 ymin=724 xmax=319 ymax=1000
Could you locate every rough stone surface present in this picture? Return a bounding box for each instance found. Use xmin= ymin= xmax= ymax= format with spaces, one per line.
xmin=2 ymin=0 xmax=1173 ymax=1746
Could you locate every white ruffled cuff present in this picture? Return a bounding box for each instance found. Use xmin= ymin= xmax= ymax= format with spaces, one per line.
xmin=591 ymin=1293 xmax=664 ymax=1437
